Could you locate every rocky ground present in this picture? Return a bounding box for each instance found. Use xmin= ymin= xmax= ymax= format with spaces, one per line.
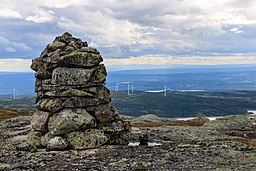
xmin=0 ymin=109 xmax=256 ymax=170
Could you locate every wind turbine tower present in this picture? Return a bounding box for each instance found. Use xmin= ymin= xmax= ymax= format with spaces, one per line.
xmin=164 ymin=84 xmax=167 ymax=97
xmin=128 ymin=84 xmax=130 ymax=95
xmin=13 ymin=88 xmax=16 ymax=99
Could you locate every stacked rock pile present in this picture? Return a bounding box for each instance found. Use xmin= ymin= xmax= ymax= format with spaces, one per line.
xmin=27 ymin=32 xmax=130 ymax=150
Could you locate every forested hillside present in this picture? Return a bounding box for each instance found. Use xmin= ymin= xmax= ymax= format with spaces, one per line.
xmin=0 ymin=91 xmax=255 ymax=118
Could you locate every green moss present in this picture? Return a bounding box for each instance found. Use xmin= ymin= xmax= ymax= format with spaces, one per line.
xmin=59 ymin=52 xmax=85 ymax=60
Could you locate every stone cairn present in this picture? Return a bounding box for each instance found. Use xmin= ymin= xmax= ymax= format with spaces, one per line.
xmin=27 ymin=32 xmax=130 ymax=150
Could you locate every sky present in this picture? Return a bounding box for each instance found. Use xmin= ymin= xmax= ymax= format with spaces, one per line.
xmin=0 ymin=0 xmax=256 ymax=72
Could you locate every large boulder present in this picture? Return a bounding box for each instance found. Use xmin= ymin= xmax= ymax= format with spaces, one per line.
xmin=48 ymin=108 xmax=96 ymax=135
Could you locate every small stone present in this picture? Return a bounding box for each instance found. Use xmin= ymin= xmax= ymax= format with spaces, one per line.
xmin=35 ymin=69 xmax=52 ymax=79
xmin=139 ymin=134 xmax=149 ymax=146
xmin=16 ymin=142 xmax=33 ymax=151
xmin=31 ymin=110 xmax=50 ymax=131
xmin=49 ymin=40 xmax=66 ymax=51
xmin=98 ymin=120 xmax=129 ymax=132
xmin=79 ymin=47 xmax=99 ymax=54
xmin=41 ymin=132 xmax=55 ymax=147
xmin=26 ymin=130 xmax=44 ymax=147
xmin=40 ymin=44 xmax=50 ymax=58
xmin=47 ymin=136 xmax=68 ymax=151
xmin=95 ymin=104 xmax=118 ymax=122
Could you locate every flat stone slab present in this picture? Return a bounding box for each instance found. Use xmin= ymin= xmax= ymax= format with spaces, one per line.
xmin=66 ymin=129 xmax=108 ymax=150
xmin=57 ymin=52 xmax=103 ymax=67
xmin=51 ymin=67 xmax=95 ymax=85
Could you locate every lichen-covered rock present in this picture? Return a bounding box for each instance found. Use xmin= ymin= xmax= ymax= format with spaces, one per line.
xmin=48 ymin=40 xmax=66 ymax=51
xmin=35 ymin=69 xmax=52 ymax=79
xmin=94 ymin=104 xmax=118 ymax=122
xmin=36 ymin=98 xmax=63 ymax=113
xmin=45 ymin=89 xmax=94 ymax=97
xmin=90 ymin=64 xmax=107 ymax=84
xmin=41 ymin=132 xmax=54 ymax=147
xmin=98 ymin=120 xmax=130 ymax=132
xmin=46 ymin=136 xmax=68 ymax=150
xmin=57 ymin=51 xmax=103 ymax=67
xmin=26 ymin=130 xmax=43 ymax=147
xmin=48 ymin=108 xmax=96 ymax=135
xmin=31 ymin=110 xmax=50 ymax=131
xmin=62 ymin=97 xmax=102 ymax=108
xmin=82 ymin=86 xmax=110 ymax=103
xmin=51 ymin=67 xmax=95 ymax=85
xmin=66 ymin=129 xmax=108 ymax=150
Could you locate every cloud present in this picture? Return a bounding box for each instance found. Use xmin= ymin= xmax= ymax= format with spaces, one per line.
xmin=0 ymin=36 xmax=32 ymax=51
xmin=0 ymin=8 xmax=22 ymax=18
xmin=230 ymin=27 xmax=245 ymax=34
xmin=25 ymin=9 xmax=55 ymax=23
xmin=104 ymin=55 xmax=256 ymax=67
xmin=0 ymin=0 xmax=256 ymax=69
xmin=0 ymin=59 xmax=32 ymax=72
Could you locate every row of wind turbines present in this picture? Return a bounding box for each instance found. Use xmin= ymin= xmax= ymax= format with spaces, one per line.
xmin=114 ymin=82 xmax=167 ymax=97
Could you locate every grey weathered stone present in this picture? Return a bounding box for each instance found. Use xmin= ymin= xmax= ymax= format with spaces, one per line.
xmin=45 ymin=89 xmax=93 ymax=97
xmin=79 ymin=47 xmax=99 ymax=54
xmin=48 ymin=108 xmax=96 ymax=135
xmin=90 ymin=64 xmax=107 ymax=84
xmin=57 ymin=51 xmax=103 ymax=67
xmin=62 ymin=97 xmax=102 ymax=108
xmin=31 ymin=110 xmax=50 ymax=131
xmin=46 ymin=136 xmax=68 ymax=150
xmin=60 ymin=89 xmax=94 ymax=97
xmin=35 ymin=69 xmax=52 ymax=79
xmin=48 ymin=40 xmax=66 ymax=51
xmin=82 ymin=86 xmax=110 ymax=103
xmin=98 ymin=120 xmax=130 ymax=132
xmin=66 ymin=129 xmax=108 ymax=150
xmin=26 ymin=130 xmax=43 ymax=147
xmin=36 ymin=98 xmax=63 ymax=113
xmin=41 ymin=132 xmax=54 ymax=147
xmin=95 ymin=104 xmax=118 ymax=123
xmin=51 ymin=67 xmax=95 ymax=85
